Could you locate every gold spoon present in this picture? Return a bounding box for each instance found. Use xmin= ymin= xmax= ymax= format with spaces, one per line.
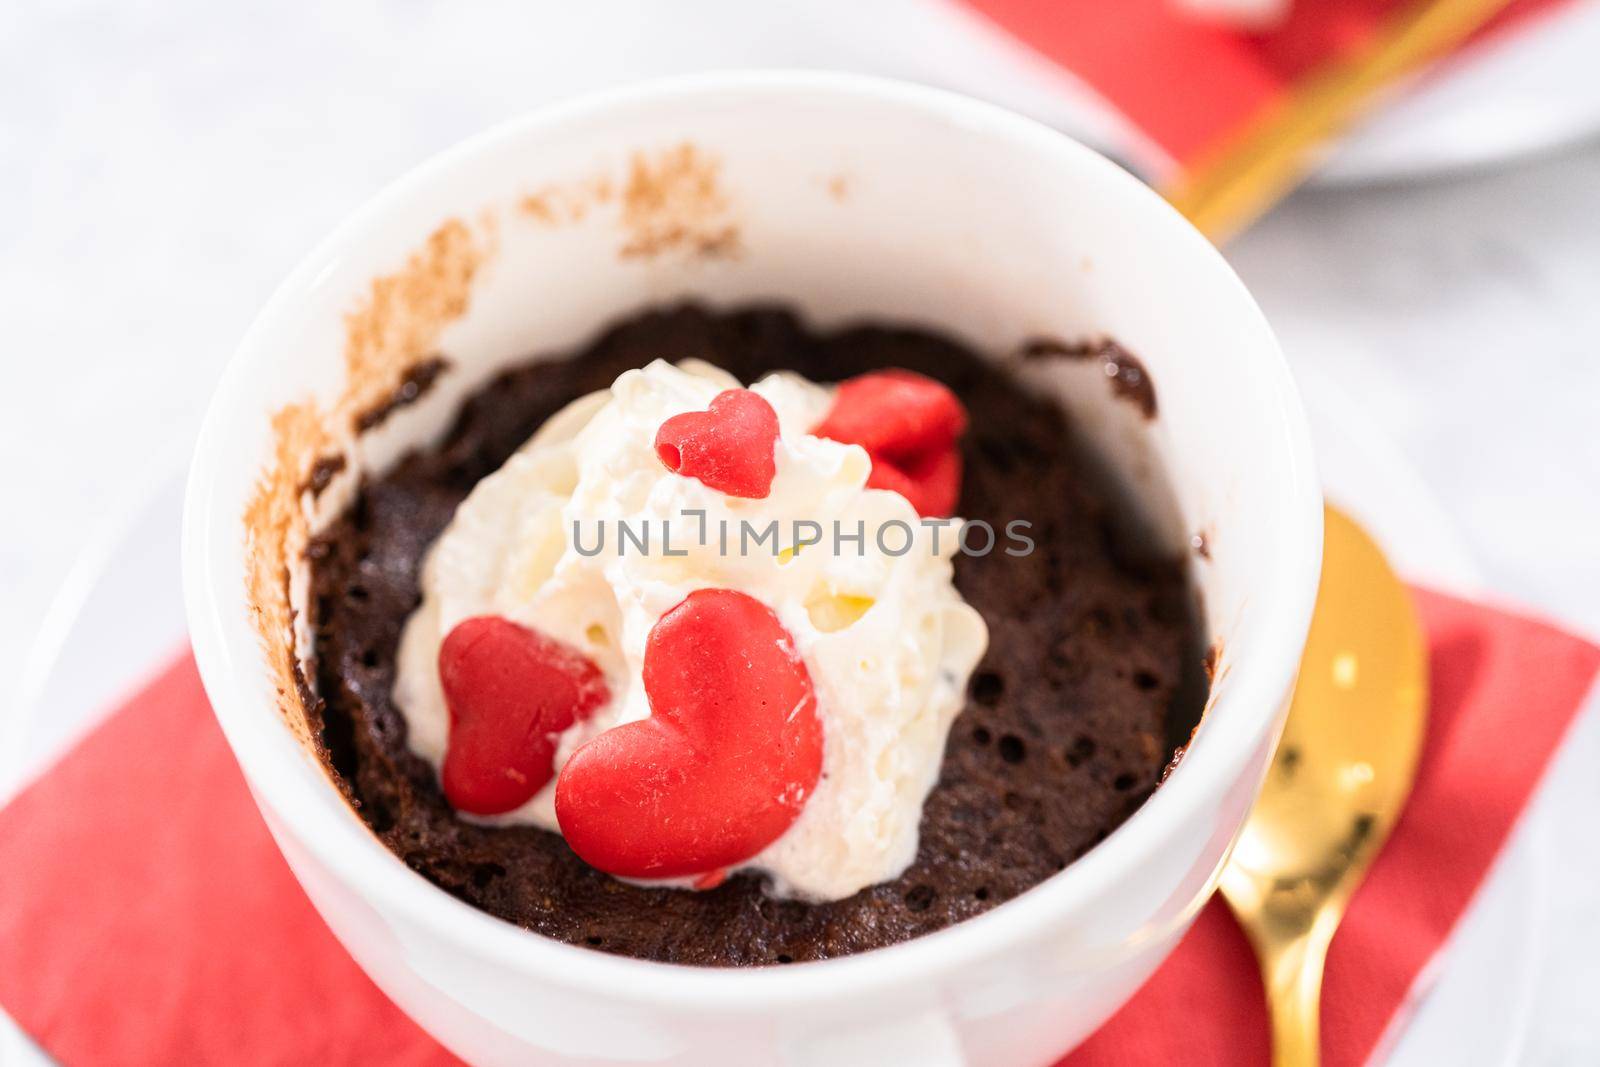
xmin=1219 ymin=504 xmax=1428 ymax=1064
xmin=1165 ymin=0 xmax=1519 ymax=242
xmin=1159 ymin=1 xmax=1500 ymax=1053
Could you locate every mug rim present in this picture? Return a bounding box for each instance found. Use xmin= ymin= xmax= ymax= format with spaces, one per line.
xmin=184 ymin=69 xmax=1322 ymax=1011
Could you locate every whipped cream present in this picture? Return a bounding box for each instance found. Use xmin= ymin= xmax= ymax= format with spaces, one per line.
xmin=393 ymin=359 xmax=988 ymax=901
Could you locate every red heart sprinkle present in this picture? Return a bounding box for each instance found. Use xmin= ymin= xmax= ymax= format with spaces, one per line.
xmin=555 ymin=588 xmax=824 ymax=880
xmin=811 ymin=369 xmax=968 ymax=516
xmin=654 ymin=388 xmax=780 ymax=498
xmin=866 ymin=446 xmax=963 ymax=519
xmin=439 ymin=616 xmax=609 ymax=816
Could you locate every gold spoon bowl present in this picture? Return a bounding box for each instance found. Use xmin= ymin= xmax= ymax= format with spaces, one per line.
xmin=1220 ymin=504 xmax=1428 ymax=1064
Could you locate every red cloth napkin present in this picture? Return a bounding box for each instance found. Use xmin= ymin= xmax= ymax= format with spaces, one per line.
xmin=958 ymin=0 xmax=1573 ymax=165
xmin=0 ymin=588 xmax=1595 ymax=1066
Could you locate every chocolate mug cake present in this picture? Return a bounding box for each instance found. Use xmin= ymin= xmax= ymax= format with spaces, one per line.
xmin=305 ymin=302 xmax=1205 ymax=966
xmin=183 ymin=76 xmax=1328 ymax=1067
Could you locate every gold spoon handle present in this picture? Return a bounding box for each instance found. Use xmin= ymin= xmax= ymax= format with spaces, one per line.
xmin=1165 ymin=0 xmax=1519 ymax=242
xmin=1259 ymin=925 xmax=1335 ymax=1066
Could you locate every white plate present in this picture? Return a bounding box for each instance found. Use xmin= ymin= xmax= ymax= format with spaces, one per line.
xmin=1316 ymin=0 xmax=1600 ymax=184
xmin=938 ymin=0 xmax=1600 ymax=185
xmin=0 ymin=382 xmax=1548 ymax=1066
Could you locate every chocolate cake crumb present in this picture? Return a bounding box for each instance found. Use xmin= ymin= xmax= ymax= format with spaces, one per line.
xmin=308 ymin=304 xmax=1204 ymax=966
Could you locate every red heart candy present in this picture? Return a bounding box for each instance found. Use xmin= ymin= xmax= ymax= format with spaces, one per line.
xmin=439 ymin=616 xmax=609 ymax=816
xmin=811 ymin=369 xmax=967 ymax=461
xmin=554 ymin=588 xmax=824 ymax=880
xmin=866 ymin=446 xmax=963 ymax=519
xmin=811 ymin=369 xmax=967 ymax=517
xmin=654 ymin=388 xmax=780 ymax=498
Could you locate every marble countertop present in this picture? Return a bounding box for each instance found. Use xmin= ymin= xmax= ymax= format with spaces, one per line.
xmin=2 ymin=1 xmax=1596 ymax=1063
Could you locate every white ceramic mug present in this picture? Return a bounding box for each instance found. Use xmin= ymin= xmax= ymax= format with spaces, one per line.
xmin=184 ymin=72 xmax=1322 ymax=1066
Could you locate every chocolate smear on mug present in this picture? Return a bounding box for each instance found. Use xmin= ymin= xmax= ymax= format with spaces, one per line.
xmin=1020 ymin=337 xmax=1159 ymax=420
xmin=619 ymin=143 xmax=741 ymax=260
xmin=242 ymin=216 xmax=492 ymax=736
xmin=353 ymin=355 xmax=450 ymax=433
